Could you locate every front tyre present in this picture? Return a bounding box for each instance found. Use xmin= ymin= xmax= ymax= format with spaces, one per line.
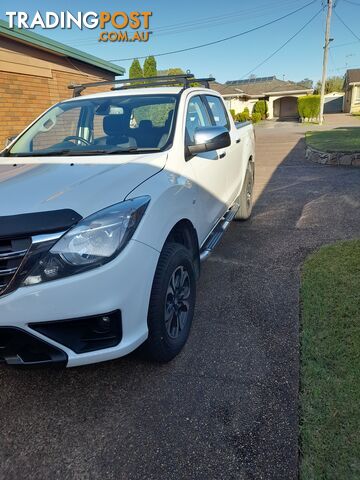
xmin=144 ymin=243 xmax=196 ymax=362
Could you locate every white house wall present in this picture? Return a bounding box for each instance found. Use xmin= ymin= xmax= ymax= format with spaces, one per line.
xmin=350 ymin=85 xmax=360 ymax=113
xmin=223 ymin=97 xmax=258 ymax=115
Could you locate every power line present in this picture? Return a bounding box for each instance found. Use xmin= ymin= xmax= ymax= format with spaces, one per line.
xmin=330 ymin=40 xmax=360 ymax=48
xmin=334 ymin=10 xmax=360 ymax=42
xmin=108 ymin=0 xmax=317 ymax=62
xmin=64 ymin=0 xmax=302 ymax=45
xmin=153 ymin=0 xmax=300 ymax=34
xmin=242 ymin=7 xmax=323 ymax=78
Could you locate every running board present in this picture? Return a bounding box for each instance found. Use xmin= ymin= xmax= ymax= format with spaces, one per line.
xmin=199 ymin=203 xmax=239 ymax=262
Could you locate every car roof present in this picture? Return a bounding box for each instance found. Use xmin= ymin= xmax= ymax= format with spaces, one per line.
xmin=61 ymin=86 xmax=219 ymax=103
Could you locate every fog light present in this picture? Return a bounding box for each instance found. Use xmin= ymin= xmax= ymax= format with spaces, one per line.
xmin=94 ymin=316 xmax=112 ymax=333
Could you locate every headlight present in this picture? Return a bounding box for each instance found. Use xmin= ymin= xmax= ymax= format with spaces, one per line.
xmin=23 ymin=196 xmax=150 ymax=286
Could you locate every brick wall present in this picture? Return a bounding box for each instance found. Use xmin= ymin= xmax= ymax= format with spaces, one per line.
xmin=0 ymin=53 xmax=115 ymax=147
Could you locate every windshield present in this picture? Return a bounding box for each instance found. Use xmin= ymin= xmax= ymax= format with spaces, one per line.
xmin=8 ymin=94 xmax=178 ymax=157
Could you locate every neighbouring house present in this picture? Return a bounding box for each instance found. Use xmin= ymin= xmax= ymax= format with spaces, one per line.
xmin=343 ymin=69 xmax=360 ymax=114
xmin=0 ymin=19 xmax=125 ymax=147
xmin=211 ymin=76 xmax=313 ymax=120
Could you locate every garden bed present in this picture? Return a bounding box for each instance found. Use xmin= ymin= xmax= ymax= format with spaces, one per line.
xmin=305 ymin=128 xmax=360 ymax=166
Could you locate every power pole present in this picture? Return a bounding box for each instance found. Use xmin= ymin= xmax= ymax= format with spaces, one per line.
xmin=319 ymin=0 xmax=333 ymax=125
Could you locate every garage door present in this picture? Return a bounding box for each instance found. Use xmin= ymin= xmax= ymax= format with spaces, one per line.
xmin=324 ymin=96 xmax=343 ymax=113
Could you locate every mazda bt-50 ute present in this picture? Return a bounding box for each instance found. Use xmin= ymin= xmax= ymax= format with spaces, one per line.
xmin=0 ymin=74 xmax=255 ymax=367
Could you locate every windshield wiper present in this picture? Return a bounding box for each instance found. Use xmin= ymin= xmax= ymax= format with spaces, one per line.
xmin=61 ymin=147 xmax=162 ymax=156
xmin=9 ymin=149 xmax=72 ymax=157
xmin=7 ymin=147 xmax=162 ymax=158
xmin=107 ymin=147 xmax=161 ymax=154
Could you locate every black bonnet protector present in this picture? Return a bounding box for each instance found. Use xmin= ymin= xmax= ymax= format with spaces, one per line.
xmin=0 ymin=209 xmax=82 ymax=238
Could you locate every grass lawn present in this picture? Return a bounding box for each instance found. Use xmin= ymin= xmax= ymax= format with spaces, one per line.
xmin=306 ymin=128 xmax=360 ymax=152
xmin=300 ymin=240 xmax=360 ymax=479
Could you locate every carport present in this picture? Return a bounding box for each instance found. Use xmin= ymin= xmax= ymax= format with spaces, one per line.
xmin=273 ymin=96 xmax=299 ymax=119
xmin=267 ymin=90 xmax=312 ymax=120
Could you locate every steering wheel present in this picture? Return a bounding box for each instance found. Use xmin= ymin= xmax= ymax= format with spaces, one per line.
xmin=63 ymin=135 xmax=91 ymax=146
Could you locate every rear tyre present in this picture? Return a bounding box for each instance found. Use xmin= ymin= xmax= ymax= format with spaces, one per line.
xmin=234 ymin=161 xmax=254 ymax=221
xmin=144 ymin=243 xmax=196 ymax=362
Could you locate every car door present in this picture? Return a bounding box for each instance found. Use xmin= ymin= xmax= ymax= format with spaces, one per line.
xmin=204 ymin=94 xmax=244 ymax=204
xmin=184 ymin=94 xmax=229 ymax=242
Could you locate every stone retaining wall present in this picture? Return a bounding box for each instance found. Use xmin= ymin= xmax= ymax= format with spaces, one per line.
xmin=305 ymin=145 xmax=360 ymax=166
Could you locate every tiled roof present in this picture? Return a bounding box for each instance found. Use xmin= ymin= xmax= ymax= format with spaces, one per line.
xmin=225 ymin=77 xmax=311 ymax=95
xmin=209 ymin=81 xmax=243 ymax=96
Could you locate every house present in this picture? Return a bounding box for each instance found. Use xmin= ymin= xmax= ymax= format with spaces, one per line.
xmin=0 ymin=19 xmax=125 ymax=147
xmin=211 ymin=76 xmax=313 ymax=119
xmin=343 ymin=69 xmax=360 ymax=114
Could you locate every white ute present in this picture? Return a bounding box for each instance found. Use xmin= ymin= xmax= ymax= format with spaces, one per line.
xmin=0 ymin=74 xmax=255 ymax=367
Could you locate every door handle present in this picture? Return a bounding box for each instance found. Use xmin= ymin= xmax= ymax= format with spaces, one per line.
xmin=236 ymin=138 xmax=241 ymax=144
xmin=219 ymin=152 xmax=226 ymax=159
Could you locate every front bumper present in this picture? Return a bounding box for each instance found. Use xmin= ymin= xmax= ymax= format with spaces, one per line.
xmin=0 ymin=239 xmax=159 ymax=367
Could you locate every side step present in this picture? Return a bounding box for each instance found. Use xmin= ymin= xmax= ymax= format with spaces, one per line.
xmin=199 ymin=203 xmax=239 ymax=262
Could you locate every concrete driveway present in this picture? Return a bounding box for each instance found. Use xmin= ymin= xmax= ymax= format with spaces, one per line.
xmin=1 ymin=117 xmax=360 ymax=479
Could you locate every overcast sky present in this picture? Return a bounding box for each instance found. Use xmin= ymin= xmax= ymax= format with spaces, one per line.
xmin=1 ymin=0 xmax=359 ymax=83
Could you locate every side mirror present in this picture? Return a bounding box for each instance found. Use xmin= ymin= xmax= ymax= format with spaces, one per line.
xmin=5 ymin=135 xmax=17 ymax=148
xmin=187 ymin=126 xmax=231 ymax=157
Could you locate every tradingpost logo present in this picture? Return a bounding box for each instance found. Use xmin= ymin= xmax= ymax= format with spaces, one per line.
xmin=5 ymin=10 xmax=153 ymax=42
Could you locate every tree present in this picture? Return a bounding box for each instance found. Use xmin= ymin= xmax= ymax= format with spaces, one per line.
xmin=129 ymin=59 xmax=143 ymax=79
xmin=166 ymin=68 xmax=185 ymax=75
xmin=314 ymin=76 xmax=344 ymax=94
xmin=299 ymin=78 xmax=313 ymax=89
xmin=143 ymin=56 xmax=157 ymax=78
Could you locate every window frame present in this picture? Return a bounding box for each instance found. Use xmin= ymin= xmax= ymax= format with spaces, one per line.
xmin=183 ymin=92 xmax=214 ymax=156
xmin=203 ymin=94 xmax=231 ymax=131
xmin=5 ymin=93 xmax=181 ymax=157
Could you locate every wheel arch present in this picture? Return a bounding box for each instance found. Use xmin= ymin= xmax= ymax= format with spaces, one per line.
xmin=163 ymin=219 xmax=200 ymax=279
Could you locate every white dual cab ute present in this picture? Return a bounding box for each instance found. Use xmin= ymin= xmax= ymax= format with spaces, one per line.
xmin=0 ymin=73 xmax=255 ymax=367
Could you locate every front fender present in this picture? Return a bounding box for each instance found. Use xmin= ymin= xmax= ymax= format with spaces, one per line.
xmin=126 ymin=169 xmax=201 ymax=253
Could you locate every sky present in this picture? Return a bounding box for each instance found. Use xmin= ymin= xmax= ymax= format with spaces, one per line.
xmin=1 ymin=0 xmax=360 ymax=84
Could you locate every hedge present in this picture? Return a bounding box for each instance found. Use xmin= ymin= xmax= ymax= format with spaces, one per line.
xmin=298 ymin=95 xmax=320 ymax=121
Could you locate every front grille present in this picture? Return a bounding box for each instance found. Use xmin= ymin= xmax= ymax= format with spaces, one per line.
xmin=0 ymin=237 xmax=32 ymax=296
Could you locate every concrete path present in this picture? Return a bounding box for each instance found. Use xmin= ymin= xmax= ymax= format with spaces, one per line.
xmin=1 ymin=117 xmax=360 ymax=479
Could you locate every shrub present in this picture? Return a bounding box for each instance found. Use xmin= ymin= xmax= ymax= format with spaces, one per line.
xmin=230 ymin=109 xmax=236 ymax=120
xmin=251 ymin=112 xmax=262 ymax=123
xmin=235 ymin=112 xmax=247 ymax=122
xmin=235 ymin=107 xmax=251 ymax=123
xmin=243 ymin=107 xmax=250 ymax=120
xmin=298 ymin=95 xmax=320 ymax=121
xmin=253 ymin=100 xmax=268 ymax=120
